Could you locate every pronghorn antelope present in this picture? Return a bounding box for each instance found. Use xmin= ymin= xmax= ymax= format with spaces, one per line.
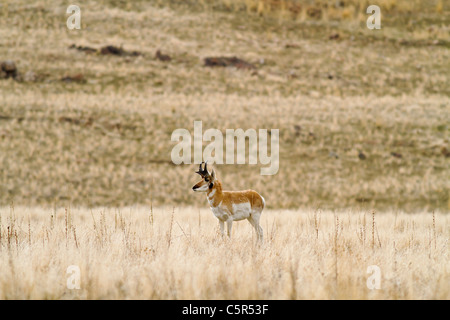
xmin=192 ymin=162 xmax=265 ymax=241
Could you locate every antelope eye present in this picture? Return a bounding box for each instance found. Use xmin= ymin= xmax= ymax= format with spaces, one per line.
xmin=205 ymin=178 xmax=209 ymax=182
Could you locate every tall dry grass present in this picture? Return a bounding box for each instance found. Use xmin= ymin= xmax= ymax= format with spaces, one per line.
xmin=0 ymin=206 xmax=448 ymax=299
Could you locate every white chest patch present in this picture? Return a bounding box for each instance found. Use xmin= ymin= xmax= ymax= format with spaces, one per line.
xmin=210 ymin=202 xmax=228 ymax=221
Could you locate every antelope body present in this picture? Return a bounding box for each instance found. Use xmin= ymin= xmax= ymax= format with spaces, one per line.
xmin=192 ymin=162 xmax=264 ymax=241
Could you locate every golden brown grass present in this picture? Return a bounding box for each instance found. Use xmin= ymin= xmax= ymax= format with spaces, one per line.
xmin=0 ymin=0 xmax=448 ymax=301
xmin=0 ymin=1 xmax=449 ymax=211
xmin=0 ymin=206 xmax=448 ymax=299
xmin=199 ymin=0 xmax=446 ymax=22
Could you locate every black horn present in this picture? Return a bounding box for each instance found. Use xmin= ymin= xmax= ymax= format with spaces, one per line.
xmin=195 ymin=161 xmax=209 ymax=177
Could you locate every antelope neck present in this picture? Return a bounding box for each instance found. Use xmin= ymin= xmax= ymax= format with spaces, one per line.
xmin=207 ymin=181 xmax=223 ymax=207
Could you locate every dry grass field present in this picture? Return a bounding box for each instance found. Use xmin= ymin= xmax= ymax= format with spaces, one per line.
xmin=0 ymin=206 xmax=448 ymax=299
xmin=0 ymin=0 xmax=449 ymax=300
xmin=0 ymin=0 xmax=449 ymax=210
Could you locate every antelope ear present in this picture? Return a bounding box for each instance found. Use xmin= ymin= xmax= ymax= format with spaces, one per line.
xmin=211 ymin=168 xmax=216 ymax=180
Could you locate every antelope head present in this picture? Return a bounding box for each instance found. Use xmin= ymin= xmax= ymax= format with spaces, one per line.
xmin=192 ymin=162 xmax=216 ymax=192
